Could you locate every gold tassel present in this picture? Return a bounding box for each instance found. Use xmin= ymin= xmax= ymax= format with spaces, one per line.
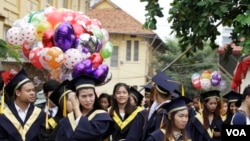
xmin=0 ymin=87 xmax=5 ymax=114
xmin=63 ymin=95 xmax=67 ymax=117
xmin=181 ymin=84 xmax=184 ymax=96
xmin=45 ymin=98 xmax=49 ymax=129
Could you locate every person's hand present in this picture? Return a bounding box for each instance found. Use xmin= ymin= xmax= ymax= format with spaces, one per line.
xmin=213 ymin=131 xmax=221 ymax=137
xmin=70 ymin=96 xmax=80 ymax=111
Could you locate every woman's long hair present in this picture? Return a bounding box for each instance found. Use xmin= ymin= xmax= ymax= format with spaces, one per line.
xmin=109 ymin=83 xmax=136 ymax=117
xmin=164 ymin=111 xmax=189 ymax=141
xmin=202 ymin=97 xmax=221 ymax=129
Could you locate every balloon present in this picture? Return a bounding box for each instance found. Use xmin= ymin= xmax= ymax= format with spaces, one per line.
xmin=201 ymin=70 xmax=212 ymax=79
xmin=216 ymin=80 xmax=227 ymax=91
xmin=89 ymin=53 xmax=103 ymax=68
xmin=29 ymin=12 xmax=46 ymax=26
xmin=62 ymin=10 xmax=75 ymax=23
xmin=101 ymin=72 xmax=112 ymax=85
xmin=192 ymin=77 xmax=201 ymax=90
xmin=210 ymin=71 xmax=222 ymax=86
xmin=74 ymin=14 xmax=91 ymax=30
xmin=63 ymin=48 xmax=83 ymax=69
xmin=42 ymin=29 xmax=55 ymax=47
xmin=90 ymin=18 xmax=102 ymax=29
xmin=7 ymin=27 xmax=24 ymax=45
xmin=100 ymin=41 xmax=114 ymax=59
xmin=191 ymin=73 xmax=200 ymax=81
xmin=12 ymin=19 xmax=26 ymax=27
xmin=39 ymin=48 xmax=52 ymax=70
xmin=72 ymin=59 xmax=93 ymax=78
xmin=91 ymin=26 xmax=103 ymax=40
xmin=91 ymin=64 xmax=109 ymax=82
xmin=44 ymin=47 xmax=64 ymax=69
xmin=54 ymin=22 xmax=75 ymax=52
xmin=101 ymin=28 xmax=109 ymax=45
xmin=79 ymin=33 xmax=90 ymax=46
xmin=72 ymin=23 xmax=87 ymax=38
xmin=36 ymin=21 xmax=52 ymax=40
xmin=200 ymin=78 xmax=211 ymax=90
xmin=22 ymin=43 xmax=32 ymax=59
xmin=20 ymin=23 xmax=36 ymax=43
xmin=29 ymin=47 xmax=43 ymax=68
xmin=46 ymin=11 xmax=64 ymax=28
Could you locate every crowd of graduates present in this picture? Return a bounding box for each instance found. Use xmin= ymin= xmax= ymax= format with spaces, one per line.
xmin=0 ymin=68 xmax=249 ymax=141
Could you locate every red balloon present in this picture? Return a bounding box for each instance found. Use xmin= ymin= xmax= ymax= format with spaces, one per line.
xmin=29 ymin=47 xmax=43 ymax=69
xmin=46 ymin=12 xmax=64 ymax=28
xmin=89 ymin=53 xmax=103 ymax=68
xmin=22 ymin=45 xmax=32 ymax=59
xmin=90 ymin=18 xmax=102 ymax=29
xmin=72 ymin=23 xmax=87 ymax=38
xmin=192 ymin=77 xmax=201 ymax=90
xmin=42 ymin=29 xmax=54 ymax=47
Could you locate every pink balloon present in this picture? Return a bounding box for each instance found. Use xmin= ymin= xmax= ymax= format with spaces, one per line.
xmin=29 ymin=47 xmax=43 ymax=69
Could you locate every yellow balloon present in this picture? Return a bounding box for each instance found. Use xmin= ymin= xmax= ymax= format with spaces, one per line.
xmin=36 ymin=21 xmax=52 ymax=40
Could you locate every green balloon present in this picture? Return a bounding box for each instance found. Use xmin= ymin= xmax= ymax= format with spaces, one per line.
xmin=91 ymin=27 xmax=103 ymax=40
xmin=100 ymin=41 xmax=114 ymax=59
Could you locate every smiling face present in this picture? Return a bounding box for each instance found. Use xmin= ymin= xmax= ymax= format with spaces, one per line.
xmin=114 ymin=86 xmax=129 ymax=105
xmin=78 ymin=88 xmax=95 ymax=110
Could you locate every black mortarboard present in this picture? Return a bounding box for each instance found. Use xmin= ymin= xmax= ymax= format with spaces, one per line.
xmin=49 ymin=80 xmax=71 ymax=106
xmin=223 ymin=90 xmax=242 ymax=103
xmin=201 ymin=90 xmax=220 ymax=100
xmin=5 ymin=68 xmax=31 ymax=97
xmin=43 ymin=79 xmax=61 ymax=94
xmin=66 ymin=74 xmax=102 ymax=91
xmin=163 ymin=96 xmax=190 ymax=114
xmin=141 ymin=84 xmax=152 ymax=93
xmin=130 ymin=87 xmax=144 ymax=106
xmin=152 ymin=72 xmax=180 ymax=94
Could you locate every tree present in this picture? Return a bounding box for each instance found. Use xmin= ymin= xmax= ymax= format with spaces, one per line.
xmin=141 ymin=0 xmax=250 ymax=55
xmin=0 ymin=39 xmax=21 ymax=63
xmin=152 ymin=39 xmax=231 ymax=95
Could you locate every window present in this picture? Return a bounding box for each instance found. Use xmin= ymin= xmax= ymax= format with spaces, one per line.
xmin=126 ymin=40 xmax=131 ymax=61
xmin=134 ymin=41 xmax=139 ymax=61
xmin=222 ymin=36 xmax=232 ymax=44
xmin=111 ymin=46 xmax=118 ymax=67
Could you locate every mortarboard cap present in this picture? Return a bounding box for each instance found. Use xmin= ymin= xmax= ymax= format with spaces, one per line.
xmin=67 ymin=74 xmax=102 ymax=91
xmin=223 ymin=90 xmax=242 ymax=103
xmin=130 ymin=87 xmax=144 ymax=106
xmin=201 ymin=90 xmax=220 ymax=100
xmin=163 ymin=96 xmax=190 ymax=114
xmin=5 ymin=68 xmax=31 ymax=97
xmin=49 ymin=80 xmax=71 ymax=107
xmin=43 ymin=79 xmax=61 ymax=94
xmin=152 ymin=72 xmax=180 ymax=95
xmin=141 ymin=84 xmax=152 ymax=93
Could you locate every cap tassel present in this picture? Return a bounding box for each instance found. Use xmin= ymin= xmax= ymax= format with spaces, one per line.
xmin=181 ymin=84 xmax=184 ymax=96
xmin=0 ymin=87 xmax=5 ymax=114
xmin=63 ymin=95 xmax=67 ymax=117
xmin=198 ymin=97 xmax=203 ymax=117
xmin=45 ymin=98 xmax=49 ymax=129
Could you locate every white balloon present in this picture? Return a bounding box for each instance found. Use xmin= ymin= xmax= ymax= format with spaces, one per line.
xmin=201 ymin=78 xmax=211 ymax=91
xmin=63 ymin=48 xmax=83 ymax=69
xmin=7 ymin=27 xmax=24 ymax=45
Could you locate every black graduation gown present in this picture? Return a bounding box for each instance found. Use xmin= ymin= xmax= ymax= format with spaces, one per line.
xmin=231 ymin=110 xmax=248 ymax=125
xmin=189 ymin=112 xmax=223 ymax=141
xmin=37 ymin=109 xmax=64 ymax=141
xmin=111 ymin=106 xmax=143 ymax=141
xmin=0 ymin=103 xmax=45 ymax=141
xmin=55 ymin=109 xmax=112 ymax=141
xmin=144 ymin=129 xmax=164 ymax=141
xmin=142 ymin=103 xmax=168 ymax=141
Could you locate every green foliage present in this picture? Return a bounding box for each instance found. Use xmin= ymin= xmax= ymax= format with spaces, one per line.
xmin=0 ymin=39 xmax=22 ymax=63
xmin=143 ymin=0 xmax=250 ymax=54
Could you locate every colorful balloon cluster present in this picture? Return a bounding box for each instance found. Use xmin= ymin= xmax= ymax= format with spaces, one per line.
xmin=191 ymin=70 xmax=226 ymax=91
xmin=7 ymin=7 xmax=113 ymax=84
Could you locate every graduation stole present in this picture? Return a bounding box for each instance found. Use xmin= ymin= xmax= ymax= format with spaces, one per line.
xmin=112 ymin=106 xmax=143 ymax=130
xmin=68 ymin=110 xmax=107 ymax=131
xmin=4 ymin=107 xmax=41 ymax=141
xmin=48 ymin=118 xmax=57 ymax=129
xmin=195 ymin=113 xmax=213 ymax=138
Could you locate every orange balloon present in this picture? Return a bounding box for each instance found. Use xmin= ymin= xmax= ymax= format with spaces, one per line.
xmin=45 ymin=47 xmax=64 ymax=69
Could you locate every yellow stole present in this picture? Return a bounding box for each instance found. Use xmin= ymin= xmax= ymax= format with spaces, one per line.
xmin=4 ymin=107 xmax=41 ymax=141
xmin=221 ymin=114 xmax=227 ymax=122
xmin=195 ymin=113 xmax=213 ymax=138
xmin=48 ymin=118 xmax=57 ymax=129
xmin=68 ymin=109 xmax=107 ymax=131
xmin=112 ymin=106 xmax=143 ymax=130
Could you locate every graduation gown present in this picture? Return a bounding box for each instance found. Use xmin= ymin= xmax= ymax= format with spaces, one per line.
xmin=55 ymin=109 xmax=112 ymax=141
xmin=38 ymin=109 xmax=64 ymax=141
xmin=0 ymin=103 xmax=45 ymax=141
xmin=231 ymin=110 xmax=250 ymax=125
xmin=189 ymin=112 xmax=222 ymax=141
xmin=142 ymin=103 xmax=168 ymax=141
xmin=111 ymin=106 xmax=143 ymax=141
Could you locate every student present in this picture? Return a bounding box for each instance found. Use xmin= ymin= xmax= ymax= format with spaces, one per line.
xmin=189 ymin=90 xmax=222 ymax=141
xmin=39 ymin=80 xmax=75 ymax=141
xmin=55 ymin=74 xmax=112 ymax=141
xmin=109 ymin=82 xmax=144 ymax=141
xmin=223 ymin=90 xmax=242 ymax=125
xmin=142 ymin=72 xmax=180 ymax=140
xmin=220 ymin=98 xmax=228 ymax=122
xmin=231 ymin=85 xmax=250 ymax=125
xmin=130 ymin=86 xmax=144 ymax=107
xmin=99 ymin=93 xmax=111 ymax=111
xmin=145 ymin=96 xmax=192 ymax=141
xmin=141 ymin=84 xmax=153 ymax=109
xmin=0 ymin=68 xmax=45 ymax=141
